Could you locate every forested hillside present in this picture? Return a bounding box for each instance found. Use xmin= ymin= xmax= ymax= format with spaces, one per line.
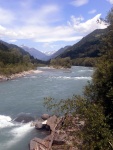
xmin=0 ymin=41 xmax=44 ymax=75
xmin=49 ymin=46 xmax=71 ymax=59
xmin=58 ymin=28 xmax=109 ymax=66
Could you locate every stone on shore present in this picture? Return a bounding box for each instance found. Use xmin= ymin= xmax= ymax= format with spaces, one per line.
xmin=30 ymin=115 xmax=83 ymax=150
xmin=41 ymin=114 xmax=50 ymax=120
xmin=35 ymin=121 xmax=44 ymax=129
xmin=35 ymin=115 xmax=59 ymax=131
xmin=0 ymin=69 xmax=43 ymax=82
xmin=46 ymin=115 xmax=59 ymax=131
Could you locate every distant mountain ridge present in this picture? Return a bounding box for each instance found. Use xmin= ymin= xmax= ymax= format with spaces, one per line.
xmin=0 ymin=40 xmax=45 ymax=65
xmin=49 ymin=46 xmax=71 ymax=59
xmin=21 ymin=45 xmax=71 ymax=61
xmin=21 ymin=45 xmax=50 ymax=61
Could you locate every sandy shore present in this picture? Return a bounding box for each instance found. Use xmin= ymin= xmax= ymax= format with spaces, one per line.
xmin=0 ymin=69 xmax=43 ymax=82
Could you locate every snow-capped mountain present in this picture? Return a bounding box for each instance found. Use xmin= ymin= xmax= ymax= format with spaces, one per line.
xmin=42 ymin=50 xmax=57 ymax=56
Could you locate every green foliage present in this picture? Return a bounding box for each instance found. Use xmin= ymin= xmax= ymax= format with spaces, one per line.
xmin=0 ymin=43 xmax=36 ymax=75
xmin=72 ymin=57 xmax=99 ymax=67
xmin=59 ymin=28 xmax=108 ymax=62
xmin=0 ymin=40 xmax=48 ymax=76
xmin=44 ymin=96 xmax=113 ymax=149
xmin=76 ymin=98 xmax=113 ymax=150
xmin=83 ymin=51 xmax=113 ymax=129
xmin=44 ymin=96 xmax=77 ymax=115
xmin=50 ymin=57 xmax=72 ymax=68
xmin=106 ymin=7 xmax=113 ymax=25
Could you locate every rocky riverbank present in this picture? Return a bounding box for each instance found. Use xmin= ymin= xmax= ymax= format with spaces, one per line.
xmin=0 ymin=69 xmax=43 ymax=82
xmin=30 ymin=114 xmax=84 ymax=150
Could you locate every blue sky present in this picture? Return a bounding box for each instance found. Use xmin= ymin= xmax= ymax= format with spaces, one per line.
xmin=0 ymin=0 xmax=112 ymax=53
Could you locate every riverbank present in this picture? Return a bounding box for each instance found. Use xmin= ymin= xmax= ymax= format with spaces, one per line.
xmin=0 ymin=69 xmax=43 ymax=82
xmin=30 ymin=114 xmax=84 ymax=150
xmin=0 ymin=66 xmax=93 ymax=150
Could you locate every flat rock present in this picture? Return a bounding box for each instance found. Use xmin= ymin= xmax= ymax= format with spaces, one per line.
xmin=44 ymin=131 xmax=66 ymax=145
xmin=46 ymin=115 xmax=59 ymax=131
xmin=30 ymin=137 xmax=50 ymax=150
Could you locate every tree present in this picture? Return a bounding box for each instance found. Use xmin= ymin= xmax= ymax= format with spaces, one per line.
xmin=83 ymin=7 xmax=113 ymax=128
xmin=44 ymin=7 xmax=113 ymax=149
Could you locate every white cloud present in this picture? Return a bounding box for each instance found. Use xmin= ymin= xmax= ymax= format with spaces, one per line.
xmin=8 ymin=39 xmax=17 ymax=43
xmin=17 ymin=4 xmax=60 ymax=26
xmin=67 ymin=16 xmax=84 ymax=26
xmin=68 ymin=14 xmax=107 ymax=35
xmin=107 ymin=0 xmax=113 ymax=4
xmin=88 ymin=9 xmax=97 ymax=14
xmin=0 ymin=3 xmax=60 ymax=27
xmin=71 ymin=0 xmax=89 ymax=7
xmin=0 ymin=14 xmax=108 ymax=43
xmin=35 ymin=36 xmax=83 ymax=42
xmin=0 ymin=8 xmax=15 ymax=25
xmin=0 ymin=25 xmax=6 ymax=31
xmin=42 ymin=42 xmax=58 ymax=50
xmin=0 ymin=25 xmax=6 ymax=38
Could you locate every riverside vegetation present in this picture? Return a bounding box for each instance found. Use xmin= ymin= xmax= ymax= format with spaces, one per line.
xmin=0 ymin=41 xmax=45 ymax=76
xmin=50 ymin=57 xmax=72 ymax=68
xmin=44 ymin=7 xmax=113 ymax=149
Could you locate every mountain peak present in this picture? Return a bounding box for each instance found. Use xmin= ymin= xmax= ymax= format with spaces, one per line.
xmin=21 ymin=45 xmax=50 ymax=61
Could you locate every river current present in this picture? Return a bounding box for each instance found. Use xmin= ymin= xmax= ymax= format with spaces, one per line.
xmin=0 ymin=66 xmax=93 ymax=150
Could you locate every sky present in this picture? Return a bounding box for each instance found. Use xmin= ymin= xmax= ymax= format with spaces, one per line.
xmin=0 ymin=0 xmax=113 ymax=53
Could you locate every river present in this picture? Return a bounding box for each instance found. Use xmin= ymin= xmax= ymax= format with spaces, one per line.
xmin=0 ymin=66 xmax=93 ymax=150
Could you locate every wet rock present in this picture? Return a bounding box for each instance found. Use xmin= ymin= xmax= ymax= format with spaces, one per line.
xmin=35 ymin=115 xmax=59 ymax=131
xmin=41 ymin=114 xmax=50 ymax=120
xmin=35 ymin=120 xmax=50 ymax=131
xmin=35 ymin=121 xmax=44 ymax=129
xmin=14 ymin=114 xmax=34 ymax=123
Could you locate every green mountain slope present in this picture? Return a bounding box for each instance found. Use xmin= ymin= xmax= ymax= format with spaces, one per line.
xmin=58 ymin=28 xmax=108 ymax=66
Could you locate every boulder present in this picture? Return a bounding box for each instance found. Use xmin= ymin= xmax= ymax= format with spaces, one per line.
xmin=46 ymin=115 xmax=59 ymax=131
xmin=35 ymin=121 xmax=43 ymax=129
xmin=14 ymin=114 xmax=34 ymax=123
xmin=35 ymin=115 xmax=59 ymax=131
xmin=41 ymin=114 xmax=50 ymax=120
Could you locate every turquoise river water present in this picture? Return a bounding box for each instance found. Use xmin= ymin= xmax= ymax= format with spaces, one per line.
xmin=0 ymin=66 xmax=93 ymax=150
